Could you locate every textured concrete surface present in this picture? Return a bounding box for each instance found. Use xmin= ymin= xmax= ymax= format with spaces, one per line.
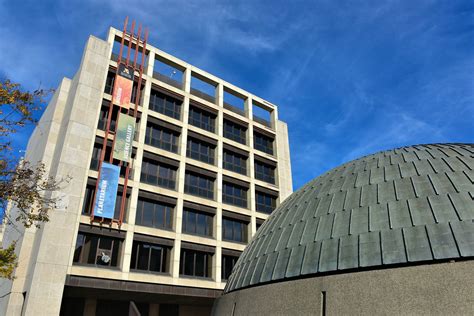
xmin=213 ymin=260 xmax=474 ymax=315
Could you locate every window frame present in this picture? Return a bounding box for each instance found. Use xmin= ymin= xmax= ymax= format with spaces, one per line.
xmin=135 ymin=198 xmax=174 ymax=230
xmin=130 ymin=240 xmax=171 ymax=274
xmin=222 ymin=182 xmax=248 ymax=208
xmin=179 ymin=248 xmax=212 ymax=278
xmin=184 ymin=172 xmax=214 ymax=200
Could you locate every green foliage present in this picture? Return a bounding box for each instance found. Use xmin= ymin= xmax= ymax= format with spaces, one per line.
xmin=0 ymin=242 xmax=17 ymax=280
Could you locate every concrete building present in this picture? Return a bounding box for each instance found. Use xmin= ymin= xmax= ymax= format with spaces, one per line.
xmin=213 ymin=143 xmax=474 ymax=315
xmin=0 ymin=26 xmax=293 ymax=316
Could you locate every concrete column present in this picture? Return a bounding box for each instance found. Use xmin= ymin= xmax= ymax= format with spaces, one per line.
xmin=171 ymin=90 xmax=190 ymax=278
xmin=276 ymin=120 xmax=293 ymax=201
xmin=20 ymin=36 xmax=111 ymax=316
xmin=215 ymin=82 xmax=224 ymax=282
xmin=246 ymin=96 xmax=257 ymax=237
xmin=183 ymin=68 xmax=191 ymax=93
xmin=146 ymin=51 xmax=155 ymax=77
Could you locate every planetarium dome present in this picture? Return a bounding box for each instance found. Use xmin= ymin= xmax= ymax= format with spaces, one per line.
xmin=213 ymin=143 xmax=474 ymax=315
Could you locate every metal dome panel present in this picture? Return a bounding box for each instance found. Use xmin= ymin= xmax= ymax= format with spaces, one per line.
xmin=225 ymin=144 xmax=474 ymax=293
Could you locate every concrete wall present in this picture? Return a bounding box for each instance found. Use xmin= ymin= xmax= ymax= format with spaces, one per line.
xmin=212 ymin=260 xmax=474 ymax=315
xmin=0 ymin=35 xmax=110 ymax=316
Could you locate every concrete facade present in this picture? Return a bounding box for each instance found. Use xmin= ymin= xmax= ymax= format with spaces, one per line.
xmin=212 ymin=260 xmax=474 ymax=315
xmin=0 ymin=26 xmax=292 ymax=316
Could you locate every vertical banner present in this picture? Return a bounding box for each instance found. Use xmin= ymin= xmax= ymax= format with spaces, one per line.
xmin=113 ymin=113 xmax=135 ymax=162
xmin=112 ymin=64 xmax=134 ymax=107
xmin=93 ymin=163 xmax=120 ymax=219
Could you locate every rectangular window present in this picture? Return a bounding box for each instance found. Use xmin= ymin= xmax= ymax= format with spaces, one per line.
xmin=140 ymin=159 xmax=177 ymax=190
xmin=184 ymin=172 xmax=214 ymax=200
xmin=223 ymin=120 xmax=246 ymax=144
xmin=145 ymin=123 xmax=179 ymax=153
xmin=182 ymin=208 xmax=213 ymax=237
xmin=254 ymin=132 xmax=274 ymax=155
xmin=97 ymin=103 xmax=118 ymax=131
xmin=222 ymin=217 xmax=248 ymax=243
xmin=186 ymin=138 xmax=215 ymax=165
xmin=135 ymin=198 xmax=173 ymax=230
xmin=130 ymin=240 xmax=170 ymax=273
xmin=221 ymin=254 xmax=240 ymax=280
xmin=222 ymin=182 xmax=247 ymax=208
xmin=223 ymin=150 xmax=247 ymax=175
xmin=104 ymin=71 xmax=115 ymax=95
xmin=179 ymin=248 xmax=212 ymax=278
xmin=188 ymin=106 xmax=216 ymax=133
xmin=73 ymin=232 xmax=122 ymax=267
xmin=254 ymin=161 xmax=275 ymax=184
xmin=149 ymin=89 xmax=182 ymax=120
xmin=256 ymin=191 xmax=277 ymax=214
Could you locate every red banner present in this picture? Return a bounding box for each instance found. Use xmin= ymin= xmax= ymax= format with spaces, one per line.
xmin=112 ymin=64 xmax=134 ymax=107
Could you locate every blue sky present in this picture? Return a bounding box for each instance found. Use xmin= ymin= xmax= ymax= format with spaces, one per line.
xmin=1 ymin=0 xmax=473 ymax=190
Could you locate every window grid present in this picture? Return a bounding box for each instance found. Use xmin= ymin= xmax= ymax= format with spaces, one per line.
xmin=179 ymin=248 xmax=212 ymax=278
xmin=222 ymin=218 xmax=248 ymax=243
xmin=223 ymin=120 xmax=246 ymax=144
xmin=222 ymin=182 xmax=247 ymax=208
xmin=186 ymin=138 xmax=215 ymax=165
xmin=188 ymin=107 xmax=215 ymax=133
xmin=73 ymin=233 xmax=122 ymax=267
xmin=182 ymin=208 xmax=213 ymax=237
xmin=140 ymin=159 xmax=177 ymax=190
xmin=221 ymin=254 xmax=240 ymax=280
xmin=254 ymin=133 xmax=274 ymax=155
xmin=135 ymin=198 xmax=173 ymax=230
xmin=255 ymin=161 xmax=275 ymax=184
xmin=256 ymin=192 xmax=277 ymax=214
xmin=223 ymin=150 xmax=247 ymax=175
xmin=184 ymin=172 xmax=214 ymax=200
xmin=149 ymin=90 xmax=182 ymax=120
xmin=145 ymin=123 xmax=179 ymax=153
xmin=130 ymin=240 xmax=170 ymax=273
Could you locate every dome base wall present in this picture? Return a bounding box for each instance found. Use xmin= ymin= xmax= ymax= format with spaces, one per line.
xmin=213 ymin=260 xmax=474 ymax=315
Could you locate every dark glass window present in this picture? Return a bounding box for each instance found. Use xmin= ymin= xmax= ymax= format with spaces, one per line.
xmin=140 ymin=158 xmax=177 ymax=190
xmin=149 ymin=89 xmax=182 ymax=120
xmin=145 ymin=123 xmax=179 ymax=153
xmin=104 ymin=71 xmax=115 ymax=95
xmin=130 ymin=240 xmax=170 ymax=273
xmin=184 ymin=172 xmax=214 ymax=199
xmin=223 ymin=150 xmax=247 ymax=175
xmin=97 ymin=104 xmax=118 ymax=131
xmin=82 ymin=183 xmax=129 ymax=220
xmin=182 ymin=208 xmax=213 ymax=237
xmin=256 ymin=192 xmax=277 ymax=214
xmin=186 ymin=138 xmax=215 ymax=165
xmin=222 ymin=217 xmax=247 ymax=243
xmin=254 ymin=161 xmax=275 ymax=184
xmin=254 ymin=132 xmax=274 ymax=155
xmin=222 ymin=254 xmax=240 ymax=280
xmin=223 ymin=120 xmax=246 ymax=144
xmin=188 ymin=106 xmax=216 ymax=133
xmin=135 ymin=198 xmax=173 ymax=230
xmin=179 ymin=248 xmax=212 ymax=278
xmin=73 ymin=232 xmax=122 ymax=267
xmin=90 ymin=143 xmax=108 ymax=171
xmin=256 ymin=222 xmax=263 ymax=231
xmin=222 ymin=182 xmax=247 ymax=208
